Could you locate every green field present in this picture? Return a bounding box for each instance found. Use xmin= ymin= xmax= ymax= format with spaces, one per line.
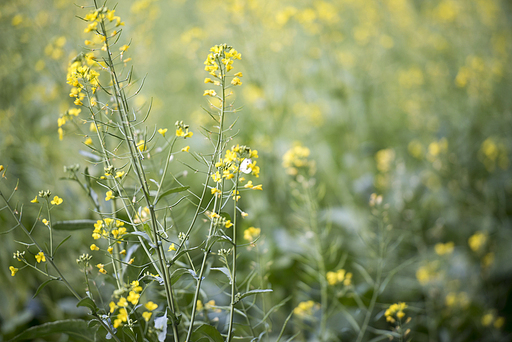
xmin=1 ymin=0 xmax=511 ymax=341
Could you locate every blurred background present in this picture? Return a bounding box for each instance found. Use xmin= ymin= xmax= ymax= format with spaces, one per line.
xmin=1 ymin=0 xmax=512 ymax=340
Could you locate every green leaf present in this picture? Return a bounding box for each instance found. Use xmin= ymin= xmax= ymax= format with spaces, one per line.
xmin=33 ymin=279 xmax=55 ymax=298
xmin=211 ymin=267 xmax=232 ymax=283
xmin=170 ymin=268 xmax=190 ymax=285
xmin=54 ymin=235 xmax=71 ymax=255
xmin=191 ymin=324 xmax=224 ymax=342
xmin=53 ymin=220 xmax=96 ymax=231
xmin=9 ymin=319 xmax=96 ymax=341
xmin=219 ymin=211 xmax=232 ymax=221
xmin=238 ymin=289 xmax=273 ymax=301
xmin=155 ymin=186 xmax=189 ymax=204
xmin=76 ymin=297 xmax=98 ymax=313
xmin=84 ymin=166 xmax=91 ymax=188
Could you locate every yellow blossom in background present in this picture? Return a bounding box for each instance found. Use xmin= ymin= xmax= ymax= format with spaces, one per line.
xmin=90 ymin=244 xmax=99 ymax=251
xmin=197 ymin=300 xmax=203 ymax=311
xmin=108 ymin=246 xmax=113 ymax=254
xmin=435 ymin=242 xmax=454 ymax=255
xmin=137 ymin=139 xmax=147 ymax=152
xmin=31 ymin=196 xmax=39 ymax=203
xmin=385 ymin=302 xmax=408 ymax=323
xmin=35 ymin=252 xmax=46 ymax=263
xmin=51 ymin=196 xmax=63 ymax=205
xmin=168 ymin=243 xmax=176 ymax=251
xmin=114 ymin=308 xmax=128 ymax=328
xmin=158 ymin=128 xmax=167 ymax=137
xmin=9 ymin=266 xmax=18 ymax=276
xmin=293 ymin=300 xmax=316 ymax=316
xmin=142 ymin=311 xmax=152 ymax=321
xmin=42 ymin=219 xmax=49 ymax=226
xmin=181 ymin=146 xmax=190 ymax=152
xmin=468 ymin=232 xmax=487 ymax=252
xmin=244 ymin=227 xmax=260 ymax=242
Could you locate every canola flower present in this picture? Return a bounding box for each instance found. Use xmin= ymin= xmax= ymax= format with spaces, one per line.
xmin=326 ymin=269 xmax=352 ymax=286
xmin=385 ymin=302 xmax=407 ymax=323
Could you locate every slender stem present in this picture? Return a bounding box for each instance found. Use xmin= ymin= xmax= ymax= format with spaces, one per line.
xmin=186 ymin=54 xmax=227 ymax=342
xmin=227 ymin=172 xmax=240 ymax=341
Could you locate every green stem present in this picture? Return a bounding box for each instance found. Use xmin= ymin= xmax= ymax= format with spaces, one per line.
xmin=227 ymin=171 xmax=240 ymax=341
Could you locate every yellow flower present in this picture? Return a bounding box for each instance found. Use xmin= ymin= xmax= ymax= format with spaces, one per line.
xmin=128 ymin=258 xmax=134 ymax=264
xmin=31 ymin=196 xmax=39 ymax=203
xmin=252 ymin=184 xmax=263 ymax=191
xmin=51 ymin=196 xmax=63 ymax=205
xmin=144 ymin=301 xmax=158 ymax=311
xmin=119 ymin=45 xmax=129 ymax=52
xmin=181 ymin=146 xmax=190 ymax=152
xmin=105 ymin=191 xmax=114 ymax=201
xmin=117 ymin=297 xmax=128 ymax=307
xmin=168 ymin=243 xmax=177 ymax=251
xmin=107 ymin=246 xmax=113 ymax=254
xmin=35 ymin=252 xmax=46 ymax=263
xmin=42 ymin=219 xmax=49 ymax=226
xmin=225 ymin=220 xmax=233 ymax=228
xmin=231 ymin=77 xmax=242 ymax=86
xmin=234 ymin=72 xmax=243 ymax=77
xmin=142 ymin=311 xmax=152 ymax=321
xmin=115 ymin=171 xmax=125 ymax=178
xmin=293 ymin=300 xmax=316 ymax=316
xmin=241 ymin=212 xmax=248 ymax=218
xmin=158 ymin=128 xmax=168 ymax=137
xmin=211 ymin=188 xmax=222 ymax=197
xmin=120 ymin=249 xmax=126 ymax=255
xmin=96 ymin=263 xmax=107 ymax=274
xmin=117 ymin=307 xmax=128 ymax=324
xmin=137 ymin=139 xmax=147 ymax=152
xmin=197 ymin=300 xmax=203 ymax=311
xmin=85 ymin=137 xmax=93 ymax=145
xmin=109 ymin=301 xmax=117 ymax=313
xmin=90 ymin=244 xmax=99 ymax=251
xmin=204 ymin=78 xmax=213 ymax=83
xmin=203 ymin=89 xmax=217 ymax=97
xmin=243 ymin=227 xmax=260 ymax=241
xmin=9 ymin=266 xmax=18 ymax=276
xmin=127 ymin=291 xmax=140 ymax=305
xmin=435 ymin=242 xmax=454 ymax=256
xmin=468 ymin=232 xmax=487 ymax=252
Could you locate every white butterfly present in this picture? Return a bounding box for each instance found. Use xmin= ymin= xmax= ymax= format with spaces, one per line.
xmin=240 ymin=158 xmax=252 ymax=174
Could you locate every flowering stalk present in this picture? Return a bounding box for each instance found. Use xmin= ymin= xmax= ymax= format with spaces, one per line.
xmin=0 ymin=189 xmax=121 ymax=342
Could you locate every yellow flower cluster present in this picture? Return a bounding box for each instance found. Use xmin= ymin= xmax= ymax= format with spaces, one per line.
xmin=175 ymin=121 xmax=193 ymax=138
xmin=208 ymin=212 xmax=233 ymax=229
xmin=385 ymin=302 xmax=407 ymax=323
xmin=92 ymin=218 xmax=127 ymax=242
xmin=468 ymin=231 xmax=487 ymax=252
xmin=243 ymin=227 xmax=261 ymax=242
xmin=435 ymin=241 xmax=454 ymax=256
xmin=293 ymin=300 xmax=317 ymax=317
xmin=204 ymin=44 xmax=242 ymax=77
xmin=110 ymin=280 xmax=144 ymax=328
xmin=282 ymin=143 xmax=315 ymax=176
xmin=213 ymin=145 xmax=260 ymax=184
xmin=326 ymin=269 xmax=352 ymax=286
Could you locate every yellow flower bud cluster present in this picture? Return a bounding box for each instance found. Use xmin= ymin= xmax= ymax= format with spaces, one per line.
xmin=326 ymin=269 xmax=352 ymax=286
xmin=91 ymin=218 xmax=127 ymax=244
xmin=293 ymin=300 xmax=318 ymax=317
xmin=385 ymin=302 xmax=408 ymax=323
xmin=282 ymin=143 xmax=316 ymax=176
xmin=204 ymin=44 xmax=242 ymax=77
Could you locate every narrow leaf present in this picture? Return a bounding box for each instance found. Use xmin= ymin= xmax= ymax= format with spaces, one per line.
xmin=76 ymin=297 xmax=98 ymax=313
xmin=33 ymin=279 xmax=55 ymax=298
xmin=53 ymin=220 xmax=96 ymax=231
xmin=238 ymin=289 xmax=273 ymax=301
xmin=10 ymin=319 xmax=95 ymax=341
xmin=54 ymin=235 xmax=71 ymax=255
xmin=191 ymin=324 xmax=224 ymax=342
xmin=155 ymin=186 xmax=190 ymax=204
